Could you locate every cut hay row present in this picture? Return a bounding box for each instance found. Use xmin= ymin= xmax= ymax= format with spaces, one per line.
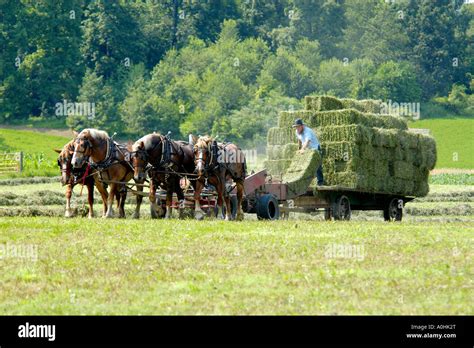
xmin=266 ymin=95 xmax=437 ymax=197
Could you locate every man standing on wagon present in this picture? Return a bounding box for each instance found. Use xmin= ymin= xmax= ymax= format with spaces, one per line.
xmin=292 ymin=118 xmax=325 ymax=186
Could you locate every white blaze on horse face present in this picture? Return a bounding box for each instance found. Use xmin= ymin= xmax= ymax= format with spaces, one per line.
xmin=62 ymin=162 xmax=68 ymax=182
xmin=71 ymin=146 xmax=85 ymax=168
xmin=197 ymin=149 xmax=205 ymax=175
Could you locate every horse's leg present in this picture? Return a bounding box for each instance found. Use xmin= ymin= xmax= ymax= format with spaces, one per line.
xmin=176 ymin=181 xmax=185 ymax=219
xmin=165 ymin=184 xmax=173 ymax=219
xmin=221 ymin=175 xmax=232 ymax=221
xmin=64 ymin=184 xmax=73 ymax=217
xmin=87 ymin=180 xmax=94 ymax=219
xmin=149 ymin=178 xmax=159 ymax=219
xmin=194 ymin=179 xmax=205 ymax=220
xmin=213 ymin=175 xmax=225 ymax=220
xmin=133 ymin=180 xmax=143 ymax=219
xmin=95 ymin=179 xmax=108 ymax=217
xmin=118 ymin=184 xmax=127 ymax=218
xmin=105 ymin=182 xmax=116 ymax=218
xmin=236 ymin=179 xmax=244 ymax=221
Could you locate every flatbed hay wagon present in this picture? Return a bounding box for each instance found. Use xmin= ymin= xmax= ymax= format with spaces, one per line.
xmin=240 ymin=169 xmax=414 ymax=221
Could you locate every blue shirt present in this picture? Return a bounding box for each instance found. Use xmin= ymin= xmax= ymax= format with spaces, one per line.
xmin=296 ymin=126 xmax=320 ymax=150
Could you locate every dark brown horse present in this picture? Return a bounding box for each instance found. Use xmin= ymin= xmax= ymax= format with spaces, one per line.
xmin=71 ymin=129 xmax=137 ymax=218
xmin=54 ymin=136 xmax=109 ymax=218
xmin=192 ymin=136 xmax=246 ymax=220
xmin=128 ymin=133 xmax=195 ymax=219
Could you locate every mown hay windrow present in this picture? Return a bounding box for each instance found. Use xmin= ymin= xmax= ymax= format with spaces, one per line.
xmin=283 ymin=149 xmax=321 ymax=198
xmin=267 ymin=95 xmax=436 ymax=197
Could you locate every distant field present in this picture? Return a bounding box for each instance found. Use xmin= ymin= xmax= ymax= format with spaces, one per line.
xmin=0 ymin=128 xmax=70 ymax=177
xmin=408 ymin=118 xmax=474 ymax=169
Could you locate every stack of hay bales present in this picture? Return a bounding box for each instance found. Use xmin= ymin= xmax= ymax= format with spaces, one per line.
xmin=265 ymin=95 xmax=437 ymax=197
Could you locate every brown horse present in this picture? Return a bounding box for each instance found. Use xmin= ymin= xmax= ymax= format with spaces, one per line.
xmin=192 ymin=136 xmax=246 ymax=220
xmin=71 ymin=129 xmax=137 ymax=218
xmin=54 ymin=137 xmax=109 ymax=218
xmin=128 ymin=133 xmax=195 ymax=219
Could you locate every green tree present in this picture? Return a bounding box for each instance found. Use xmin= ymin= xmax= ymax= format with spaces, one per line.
xmin=405 ymin=0 xmax=469 ymax=98
xmin=367 ymin=61 xmax=422 ymax=102
xmin=341 ymin=0 xmax=409 ymax=62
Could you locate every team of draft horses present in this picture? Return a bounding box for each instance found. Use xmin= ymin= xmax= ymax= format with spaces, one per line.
xmin=55 ymin=129 xmax=246 ymax=220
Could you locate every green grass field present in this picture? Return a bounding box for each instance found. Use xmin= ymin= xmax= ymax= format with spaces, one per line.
xmin=408 ymin=118 xmax=474 ymax=169
xmin=0 ymin=129 xmax=70 ymax=177
xmin=0 ymin=178 xmax=473 ymax=315
xmin=0 ymin=217 xmax=472 ymax=315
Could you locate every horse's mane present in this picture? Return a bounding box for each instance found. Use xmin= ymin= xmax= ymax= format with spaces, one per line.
xmin=60 ymin=139 xmax=75 ymax=157
xmin=131 ymin=132 xmax=162 ymax=152
xmin=195 ymin=135 xmax=213 ymax=149
xmin=81 ymin=128 xmax=109 ymax=141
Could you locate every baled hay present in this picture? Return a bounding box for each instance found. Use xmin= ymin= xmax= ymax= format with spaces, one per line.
xmin=263 ymin=159 xmax=292 ymax=176
xmin=267 ymin=127 xmax=296 ymax=145
xmin=283 ymin=149 xmax=321 ymax=198
xmin=266 ymin=143 xmax=299 ymax=160
xmin=304 ymin=95 xmax=343 ymax=111
xmin=340 ymin=98 xmax=383 ymax=114
xmin=278 ymin=109 xmax=407 ymax=130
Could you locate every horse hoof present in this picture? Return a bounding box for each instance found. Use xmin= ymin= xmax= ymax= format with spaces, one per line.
xmin=132 ymin=214 xmax=140 ymax=219
xmin=194 ymin=211 xmax=204 ymax=220
xmin=236 ymin=212 xmax=244 ymax=221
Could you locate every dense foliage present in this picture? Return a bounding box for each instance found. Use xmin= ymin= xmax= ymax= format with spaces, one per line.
xmin=1 ymin=0 xmax=473 ymax=146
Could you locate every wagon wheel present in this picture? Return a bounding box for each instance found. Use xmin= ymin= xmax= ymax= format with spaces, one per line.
xmin=256 ymin=194 xmax=280 ymax=220
xmin=333 ymin=195 xmax=351 ymax=221
xmin=384 ymin=198 xmax=403 ymax=222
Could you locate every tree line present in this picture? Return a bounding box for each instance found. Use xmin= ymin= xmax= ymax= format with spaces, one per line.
xmin=1 ymin=0 xmax=472 ymax=146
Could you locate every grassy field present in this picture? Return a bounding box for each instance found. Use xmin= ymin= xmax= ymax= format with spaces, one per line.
xmin=408 ymin=118 xmax=474 ymax=169
xmin=0 ymin=178 xmax=473 ymax=315
xmin=0 ymin=217 xmax=472 ymax=315
xmin=0 ymin=128 xmax=69 ymax=177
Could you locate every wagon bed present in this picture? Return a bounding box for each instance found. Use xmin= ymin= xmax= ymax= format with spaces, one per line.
xmin=242 ymin=169 xmax=413 ymax=221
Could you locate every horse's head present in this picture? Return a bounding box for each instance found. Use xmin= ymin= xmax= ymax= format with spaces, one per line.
xmin=129 ymin=140 xmax=147 ymax=182
xmin=71 ymin=130 xmax=92 ymax=168
xmin=193 ymin=136 xmax=212 ymax=178
xmin=55 ymin=141 xmax=75 ymax=185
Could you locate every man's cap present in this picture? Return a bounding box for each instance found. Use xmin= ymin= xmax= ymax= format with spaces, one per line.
xmin=292 ymin=118 xmax=304 ymax=127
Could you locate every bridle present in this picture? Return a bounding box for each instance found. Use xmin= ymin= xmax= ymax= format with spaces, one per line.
xmin=194 ymin=141 xmax=214 ymax=177
xmin=130 ymin=147 xmax=149 ymax=175
xmin=74 ymin=136 xmax=93 ymax=158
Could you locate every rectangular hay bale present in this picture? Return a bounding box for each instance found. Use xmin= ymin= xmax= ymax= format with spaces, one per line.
xmin=304 ymin=95 xmax=343 ymax=111
xmin=267 ymin=127 xmax=296 ymax=145
xmin=283 ymin=149 xmax=322 ymax=198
